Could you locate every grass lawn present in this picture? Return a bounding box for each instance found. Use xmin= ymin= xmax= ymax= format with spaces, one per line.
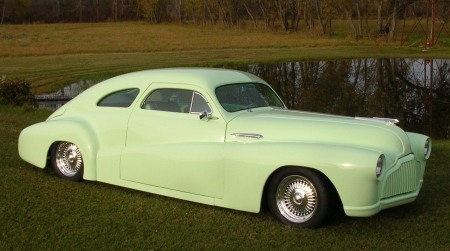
xmin=1 ymin=105 xmax=450 ymax=250
xmin=1 ymin=22 xmax=450 ymax=250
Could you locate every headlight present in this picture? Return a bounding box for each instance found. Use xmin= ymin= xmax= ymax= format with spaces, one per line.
xmin=376 ymin=156 xmax=383 ymax=178
xmin=424 ymin=138 xmax=430 ymax=156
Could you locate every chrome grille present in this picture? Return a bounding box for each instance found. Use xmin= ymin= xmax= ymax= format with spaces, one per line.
xmin=381 ymin=160 xmax=420 ymax=199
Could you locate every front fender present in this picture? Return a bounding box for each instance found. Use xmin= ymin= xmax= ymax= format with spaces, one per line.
xmin=18 ymin=119 xmax=100 ymax=180
xmin=217 ymin=142 xmax=382 ymax=213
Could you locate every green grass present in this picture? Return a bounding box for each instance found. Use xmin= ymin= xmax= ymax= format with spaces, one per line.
xmin=1 ymin=105 xmax=450 ymax=250
xmin=1 ymin=22 xmax=449 ymax=94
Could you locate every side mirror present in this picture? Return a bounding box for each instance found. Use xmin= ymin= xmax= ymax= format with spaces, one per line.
xmin=199 ymin=110 xmax=208 ymax=120
xmin=199 ymin=110 xmax=218 ymax=120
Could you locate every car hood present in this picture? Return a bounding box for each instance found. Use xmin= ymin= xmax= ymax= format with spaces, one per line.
xmin=225 ymin=109 xmax=412 ymax=161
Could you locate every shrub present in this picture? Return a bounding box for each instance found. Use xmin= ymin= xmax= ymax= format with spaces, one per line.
xmin=0 ymin=77 xmax=35 ymax=106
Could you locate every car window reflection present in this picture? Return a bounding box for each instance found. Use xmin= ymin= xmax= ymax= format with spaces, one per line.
xmin=215 ymin=83 xmax=283 ymax=112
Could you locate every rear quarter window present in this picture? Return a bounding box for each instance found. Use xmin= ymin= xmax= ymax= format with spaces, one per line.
xmin=97 ymin=88 xmax=140 ymax=107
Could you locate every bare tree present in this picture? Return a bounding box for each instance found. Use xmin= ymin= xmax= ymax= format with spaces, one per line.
xmin=204 ymin=0 xmax=216 ymax=25
xmin=54 ymin=0 xmax=61 ymax=21
xmin=242 ymin=1 xmax=258 ymax=28
xmin=112 ymin=0 xmax=118 ymax=21
xmin=1 ymin=0 xmax=8 ymax=24
xmin=388 ymin=0 xmax=396 ymax=41
xmin=175 ymin=0 xmax=182 ymax=23
xmin=258 ymin=0 xmax=273 ymax=30
xmin=95 ymin=0 xmax=100 ymax=22
xmin=357 ymin=1 xmax=364 ymax=37
xmin=377 ymin=0 xmax=385 ymax=34
xmin=79 ymin=0 xmax=83 ymax=22
xmin=275 ymin=0 xmax=302 ymax=32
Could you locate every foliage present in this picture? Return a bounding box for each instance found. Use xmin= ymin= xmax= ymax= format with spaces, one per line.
xmin=1 ymin=105 xmax=450 ymax=250
xmin=0 ymin=76 xmax=34 ymax=106
xmin=2 ymin=0 xmax=449 ymax=41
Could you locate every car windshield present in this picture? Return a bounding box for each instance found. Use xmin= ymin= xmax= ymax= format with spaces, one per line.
xmin=215 ymin=83 xmax=284 ymax=112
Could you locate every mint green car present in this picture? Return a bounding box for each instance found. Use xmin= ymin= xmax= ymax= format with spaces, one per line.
xmin=18 ymin=68 xmax=431 ymax=228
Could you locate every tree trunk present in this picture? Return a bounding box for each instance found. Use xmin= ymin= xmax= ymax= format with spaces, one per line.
xmin=112 ymin=0 xmax=118 ymax=22
xmin=275 ymin=0 xmax=289 ymax=31
xmin=314 ymin=0 xmax=326 ymax=34
xmin=258 ymin=0 xmax=270 ymax=30
xmin=389 ymin=1 xmax=396 ymax=41
xmin=346 ymin=10 xmax=357 ymax=37
xmin=96 ymin=0 xmax=100 ymax=22
xmin=377 ymin=0 xmax=383 ymax=33
xmin=176 ymin=0 xmax=182 ymax=23
xmin=204 ymin=0 xmax=215 ymax=25
xmin=356 ymin=2 xmax=363 ymax=38
xmin=1 ymin=0 xmax=7 ymax=25
xmin=290 ymin=0 xmax=302 ymax=31
xmin=242 ymin=2 xmax=257 ymax=28
xmin=217 ymin=0 xmax=229 ymax=26
xmin=55 ymin=0 xmax=61 ymax=21
xmin=79 ymin=0 xmax=83 ymax=22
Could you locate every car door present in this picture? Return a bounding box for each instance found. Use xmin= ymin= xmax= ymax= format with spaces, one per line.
xmin=120 ymin=83 xmax=226 ymax=198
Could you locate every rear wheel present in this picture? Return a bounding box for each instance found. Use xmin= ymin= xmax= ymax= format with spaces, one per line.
xmin=268 ymin=167 xmax=330 ymax=228
xmin=51 ymin=141 xmax=84 ymax=181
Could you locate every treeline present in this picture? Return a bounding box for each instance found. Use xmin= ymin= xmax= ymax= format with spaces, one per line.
xmin=1 ymin=0 xmax=449 ymax=38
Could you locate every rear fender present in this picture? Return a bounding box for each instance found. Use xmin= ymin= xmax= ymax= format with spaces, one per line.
xmin=18 ymin=119 xmax=100 ymax=180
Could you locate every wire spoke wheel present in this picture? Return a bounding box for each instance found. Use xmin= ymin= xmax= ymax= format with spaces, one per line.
xmin=268 ymin=167 xmax=330 ymax=228
xmin=276 ymin=175 xmax=317 ymax=223
xmin=51 ymin=141 xmax=84 ymax=181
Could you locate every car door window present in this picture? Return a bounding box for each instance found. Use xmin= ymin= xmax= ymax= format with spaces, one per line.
xmin=142 ymin=88 xmax=212 ymax=114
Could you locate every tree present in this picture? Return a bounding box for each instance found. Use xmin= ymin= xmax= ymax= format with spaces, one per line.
xmin=79 ymin=0 xmax=83 ymax=22
xmin=137 ymin=0 xmax=167 ymax=23
xmin=241 ymin=0 xmax=258 ymax=28
xmin=377 ymin=0 xmax=387 ymax=34
xmin=274 ymin=0 xmax=302 ymax=32
xmin=311 ymin=0 xmax=341 ymax=35
xmin=112 ymin=0 xmax=117 ymax=21
xmin=94 ymin=0 xmax=100 ymax=21
xmin=258 ymin=0 xmax=275 ymax=30
xmin=1 ymin=0 xmax=9 ymax=24
xmin=388 ymin=0 xmax=397 ymax=41
xmin=10 ymin=0 xmax=31 ymax=23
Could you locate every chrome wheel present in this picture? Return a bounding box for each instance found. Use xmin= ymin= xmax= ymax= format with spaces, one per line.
xmin=52 ymin=141 xmax=84 ymax=181
xmin=276 ymin=175 xmax=317 ymax=223
xmin=268 ymin=167 xmax=329 ymax=228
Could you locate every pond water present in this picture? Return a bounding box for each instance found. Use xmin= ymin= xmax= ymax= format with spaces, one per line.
xmin=34 ymin=80 xmax=94 ymax=111
xmin=237 ymin=58 xmax=450 ymax=139
xmin=36 ymin=58 xmax=450 ymax=139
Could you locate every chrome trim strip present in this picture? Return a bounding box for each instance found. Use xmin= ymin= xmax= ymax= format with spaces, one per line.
xmin=192 ymin=91 xmax=213 ymax=115
xmin=231 ymin=133 xmax=263 ymax=139
xmin=355 ymin=117 xmax=399 ymax=125
xmin=373 ymin=117 xmax=400 ymax=124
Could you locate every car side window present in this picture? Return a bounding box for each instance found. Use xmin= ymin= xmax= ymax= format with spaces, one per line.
xmin=191 ymin=92 xmax=212 ymax=114
xmin=141 ymin=88 xmax=212 ymax=114
xmin=97 ymin=88 xmax=140 ymax=107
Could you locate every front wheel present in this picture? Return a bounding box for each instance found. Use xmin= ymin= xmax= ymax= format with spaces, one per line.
xmin=268 ymin=167 xmax=330 ymax=228
xmin=51 ymin=141 xmax=84 ymax=181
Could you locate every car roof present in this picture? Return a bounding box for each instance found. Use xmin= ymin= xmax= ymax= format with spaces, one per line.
xmin=97 ymin=68 xmax=267 ymax=93
xmin=59 ymin=68 xmax=269 ymax=114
